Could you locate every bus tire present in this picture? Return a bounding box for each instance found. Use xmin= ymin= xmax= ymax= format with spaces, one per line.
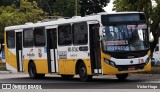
xmin=28 ymin=62 xmax=45 ymax=79
xmin=116 ymin=73 xmax=128 ymax=81
xmin=28 ymin=62 xmax=37 ymax=79
xmin=78 ymin=62 xmax=92 ymax=82
xmin=61 ymin=75 xmax=74 ymax=79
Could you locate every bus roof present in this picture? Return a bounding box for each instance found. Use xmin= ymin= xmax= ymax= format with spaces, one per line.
xmin=5 ymin=12 xmax=144 ymax=31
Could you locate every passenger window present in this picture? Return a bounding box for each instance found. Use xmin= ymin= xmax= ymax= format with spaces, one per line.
xmin=6 ymin=31 xmax=15 ymax=48
xmin=23 ymin=28 xmax=34 ymax=47
xmin=58 ymin=24 xmax=72 ymax=45
xmin=73 ymin=22 xmax=88 ymax=45
xmin=34 ymin=27 xmax=46 ymax=46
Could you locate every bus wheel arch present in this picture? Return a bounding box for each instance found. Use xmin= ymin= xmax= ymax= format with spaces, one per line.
xmin=75 ymin=59 xmax=92 ymax=82
xmin=75 ymin=59 xmax=83 ymax=74
xmin=28 ymin=60 xmax=45 ymax=79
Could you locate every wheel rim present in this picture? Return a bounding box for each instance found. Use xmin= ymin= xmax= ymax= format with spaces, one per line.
xmin=80 ymin=67 xmax=86 ymax=77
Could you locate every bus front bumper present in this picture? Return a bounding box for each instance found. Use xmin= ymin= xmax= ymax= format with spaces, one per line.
xmin=102 ymin=60 xmax=151 ymax=75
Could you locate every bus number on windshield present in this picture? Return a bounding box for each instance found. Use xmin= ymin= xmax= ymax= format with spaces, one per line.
xmin=109 ymin=46 xmax=129 ymax=51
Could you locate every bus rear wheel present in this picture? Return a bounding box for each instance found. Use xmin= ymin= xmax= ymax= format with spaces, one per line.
xmin=78 ymin=62 xmax=92 ymax=82
xmin=116 ymin=73 xmax=128 ymax=81
xmin=28 ymin=62 xmax=45 ymax=79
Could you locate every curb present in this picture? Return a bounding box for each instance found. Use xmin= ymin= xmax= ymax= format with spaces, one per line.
xmin=0 ymin=71 xmax=12 ymax=74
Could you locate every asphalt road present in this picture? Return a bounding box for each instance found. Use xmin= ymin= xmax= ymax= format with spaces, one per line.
xmin=0 ymin=73 xmax=160 ymax=89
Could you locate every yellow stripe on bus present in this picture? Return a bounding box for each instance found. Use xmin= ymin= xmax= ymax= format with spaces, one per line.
xmin=24 ymin=58 xmax=92 ymax=75
xmin=5 ymin=48 xmax=17 ymax=69
xmin=58 ymin=58 xmax=92 ymax=75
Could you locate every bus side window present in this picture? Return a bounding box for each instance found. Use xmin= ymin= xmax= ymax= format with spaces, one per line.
xmin=58 ymin=24 xmax=72 ymax=46
xmin=34 ymin=27 xmax=46 ymax=47
xmin=6 ymin=31 xmax=15 ymax=48
xmin=72 ymin=22 xmax=88 ymax=45
xmin=23 ymin=28 xmax=34 ymax=47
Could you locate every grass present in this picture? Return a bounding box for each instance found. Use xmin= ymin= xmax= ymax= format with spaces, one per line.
xmin=147 ymin=66 xmax=160 ymax=74
xmin=0 ymin=63 xmax=7 ymax=71
xmin=0 ymin=59 xmax=7 ymax=71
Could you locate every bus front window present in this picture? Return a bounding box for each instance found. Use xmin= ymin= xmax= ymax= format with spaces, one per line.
xmin=102 ymin=24 xmax=149 ymax=52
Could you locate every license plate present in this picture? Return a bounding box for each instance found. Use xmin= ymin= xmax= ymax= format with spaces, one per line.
xmin=128 ymin=66 xmax=136 ymax=70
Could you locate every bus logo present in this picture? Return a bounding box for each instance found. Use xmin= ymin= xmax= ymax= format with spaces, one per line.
xmin=130 ymin=60 xmax=133 ymax=64
xmin=58 ymin=51 xmax=67 ymax=59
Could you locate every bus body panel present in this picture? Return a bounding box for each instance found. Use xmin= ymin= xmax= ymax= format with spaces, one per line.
xmin=5 ymin=48 xmax=17 ymax=72
xmin=4 ymin=30 xmax=17 ymax=72
xmin=58 ymin=58 xmax=92 ymax=75
xmin=23 ymin=59 xmax=48 ymax=74
xmin=23 ymin=59 xmax=29 ymax=73
xmin=23 ymin=46 xmax=48 ymax=73
xmin=34 ymin=59 xmax=48 ymax=74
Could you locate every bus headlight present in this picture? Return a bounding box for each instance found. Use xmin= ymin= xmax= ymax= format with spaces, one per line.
xmin=104 ymin=59 xmax=109 ymax=64
xmin=104 ymin=58 xmax=116 ymax=67
xmin=110 ymin=61 xmax=116 ymax=67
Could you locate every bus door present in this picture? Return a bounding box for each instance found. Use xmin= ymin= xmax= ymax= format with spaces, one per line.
xmin=46 ymin=26 xmax=58 ymax=73
xmin=16 ymin=32 xmax=23 ymax=72
xmin=88 ymin=21 xmax=101 ymax=74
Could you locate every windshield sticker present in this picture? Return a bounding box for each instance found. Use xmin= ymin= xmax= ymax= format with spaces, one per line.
xmin=138 ymin=29 xmax=144 ymax=41
xmin=109 ymin=26 xmax=113 ymax=31
xmin=104 ymin=41 xmax=128 ymax=46
xmin=127 ymin=25 xmax=147 ymax=29
xmin=107 ymin=46 xmax=129 ymax=51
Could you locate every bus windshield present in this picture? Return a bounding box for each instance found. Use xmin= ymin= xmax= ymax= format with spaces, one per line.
xmin=102 ymin=24 xmax=149 ymax=52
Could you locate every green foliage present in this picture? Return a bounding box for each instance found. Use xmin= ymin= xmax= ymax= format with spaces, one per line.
xmin=0 ymin=0 xmax=46 ymax=43
xmin=80 ymin=0 xmax=110 ymax=16
xmin=52 ymin=0 xmax=80 ymax=17
xmin=113 ymin=0 xmax=152 ymax=22
xmin=35 ymin=0 xmax=110 ymax=17
xmin=32 ymin=0 xmax=56 ymax=16
xmin=0 ymin=0 xmax=18 ymax=6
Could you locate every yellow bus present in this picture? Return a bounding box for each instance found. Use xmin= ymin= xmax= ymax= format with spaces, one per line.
xmin=4 ymin=12 xmax=151 ymax=81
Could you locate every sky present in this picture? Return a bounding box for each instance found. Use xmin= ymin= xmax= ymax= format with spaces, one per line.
xmin=104 ymin=0 xmax=115 ymax=13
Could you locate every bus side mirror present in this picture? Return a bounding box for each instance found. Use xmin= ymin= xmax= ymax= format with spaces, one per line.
xmin=149 ymin=32 xmax=154 ymax=42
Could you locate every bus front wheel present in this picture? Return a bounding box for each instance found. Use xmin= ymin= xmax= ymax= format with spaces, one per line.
xmin=116 ymin=73 xmax=128 ymax=81
xmin=28 ymin=62 xmax=45 ymax=79
xmin=78 ymin=62 xmax=92 ymax=82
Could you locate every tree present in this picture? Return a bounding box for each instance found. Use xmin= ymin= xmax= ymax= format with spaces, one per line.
xmin=113 ymin=0 xmax=160 ymax=54
xmin=0 ymin=0 xmax=21 ymax=8
xmin=52 ymin=0 xmax=79 ymax=17
xmin=30 ymin=0 xmax=56 ymax=16
xmin=0 ymin=0 xmax=46 ymax=52
xmin=52 ymin=0 xmax=110 ymax=17
xmin=33 ymin=0 xmax=110 ymax=17
xmin=80 ymin=0 xmax=110 ymax=16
